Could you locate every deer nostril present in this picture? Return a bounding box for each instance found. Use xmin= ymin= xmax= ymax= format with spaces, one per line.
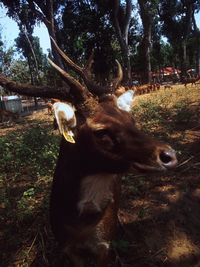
xmin=159 ymin=149 xmax=177 ymax=169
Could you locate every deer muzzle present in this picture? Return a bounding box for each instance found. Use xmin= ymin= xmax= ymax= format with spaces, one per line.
xmin=133 ymin=146 xmax=178 ymax=172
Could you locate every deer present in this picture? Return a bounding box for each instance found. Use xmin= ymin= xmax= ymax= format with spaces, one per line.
xmin=0 ymin=108 xmax=19 ymax=123
xmin=182 ymin=75 xmax=200 ymax=87
xmin=0 ymin=38 xmax=178 ymax=267
xmin=47 ymin=102 xmax=53 ymax=114
xmin=164 ymin=84 xmax=173 ymax=90
xmin=47 ymin=98 xmax=61 ymax=115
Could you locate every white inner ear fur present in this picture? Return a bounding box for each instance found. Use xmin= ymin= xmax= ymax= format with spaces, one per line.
xmin=116 ymin=89 xmax=135 ymax=112
xmin=53 ymin=102 xmax=77 ymax=134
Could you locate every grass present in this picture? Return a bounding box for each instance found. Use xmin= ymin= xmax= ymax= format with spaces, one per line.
xmin=0 ymin=121 xmax=60 ymax=267
xmin=132 ymin=85 xmax=200 ymax=158
xmin=0 ymin=84 xmax=200 ymax=266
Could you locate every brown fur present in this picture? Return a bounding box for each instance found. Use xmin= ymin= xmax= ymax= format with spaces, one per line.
xmin=115 ymin=86 xmax=126 ymax=97
xmin=135 ymin=83 xmax=161 ymax=95
xmin=47 ymin=102 xmax=53 ymax=114
xmin=47 ymin=98 xmax=61 ymax=115
xmin=50 ymin=97 xmax=177 ymax=267
xmin=0 ymin=109 xmax=19 ymax=123
xmin=183 ymin=76 xmax=200 ymax=87
xmin=164 ymin=84 xmax=173 ymax=89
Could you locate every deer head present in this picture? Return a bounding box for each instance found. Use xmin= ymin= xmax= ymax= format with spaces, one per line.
xmin=0 ymin=38 xmax=177 ymax=172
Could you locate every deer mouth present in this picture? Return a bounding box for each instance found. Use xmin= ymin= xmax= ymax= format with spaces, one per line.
xmin=133 ymin=148 xmax=178 ymax=172
xmin=133 ymin=162 xmax=167 ymax=171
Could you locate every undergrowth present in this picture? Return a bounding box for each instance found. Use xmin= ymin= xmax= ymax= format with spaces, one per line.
xmin=0 ymin=125 xmax=59 ymax=177
xmin=0 ymin=123 xmax=60 ymax=266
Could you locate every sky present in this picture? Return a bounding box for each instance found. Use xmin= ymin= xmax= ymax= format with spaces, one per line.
xmin=0 ymin=7 xmax=51 ymax=54
xmin=0 ymin=5 xmax=200 ymax=55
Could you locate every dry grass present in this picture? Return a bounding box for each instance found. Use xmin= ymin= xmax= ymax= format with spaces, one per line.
xmin=136 ymin=84 xmax=200 ymax=105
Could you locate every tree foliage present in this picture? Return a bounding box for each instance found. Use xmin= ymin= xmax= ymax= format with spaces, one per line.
xmin=159 ymin=0 xmax=200 ymax=75
xmin=0 ymin=0 xmax=200 ymax=83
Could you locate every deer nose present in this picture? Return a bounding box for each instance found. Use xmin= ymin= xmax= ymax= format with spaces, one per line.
xmin=158 ymin=149 xmax=178 ymax=169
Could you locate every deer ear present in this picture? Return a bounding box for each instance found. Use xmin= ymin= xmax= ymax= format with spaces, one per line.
xmin=53 ymin=102 xmax=77 ymax=143
xmin=116 ymin=90 xmax=135 ymax=112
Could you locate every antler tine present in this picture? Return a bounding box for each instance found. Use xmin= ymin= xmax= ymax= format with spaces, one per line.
xmin=112 ymin=60 xmax=123 ymax=89
xmin=83 ymin=59 xmax=123 ymax=95
xmin=48 ymin=58 xmax=87 ymax=102
xmin=50 ymin=37 xmax=83 ymax=75
xmin=50 ymin=37 xmax=105 ymax=95
xmin=48 ymin=58 xmax=98 ymax=116
xmin=51 ymin=37 xmax=123 ymax=96
xmin=0 ymin=73 xmax=71 ymax=100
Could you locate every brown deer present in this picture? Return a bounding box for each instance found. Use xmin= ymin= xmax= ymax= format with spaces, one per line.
xmin=164 ymin=84 xmax=173 ymax=89
xmin=0 ymin=39 xmax=178 ymax=267
xmin=47 ymin=102 xmax=53 ymax=114
xmin=0 ymin=108 xmax=19 ymax=123
xmin=182 ymin=75 xmax=200 ymax=87
xmin=47 ymin=98 xmax=61 ymax=115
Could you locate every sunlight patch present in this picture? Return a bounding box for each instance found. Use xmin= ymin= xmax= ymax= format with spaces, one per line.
xmin=168 ymin=232 xmax=200 ymax=260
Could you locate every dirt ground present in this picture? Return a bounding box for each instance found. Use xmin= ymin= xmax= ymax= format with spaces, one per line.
xmin=0 ymin=87 xmax=200 ymax=267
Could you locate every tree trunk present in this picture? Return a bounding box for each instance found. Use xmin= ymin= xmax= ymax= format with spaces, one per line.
xmin=27 ymin=57 xmax=38 ymax=110
xmin=182 ymin=39 xmax=187 ymax=76
xmin=196 ymin=34 xmax=200 ymax=75
xmin=112 ymin=0 xmax=132 ymax=84
xmin=143 ymin=28 xmax=152 ymax=83
xmin=191 ymin=8 xmax=200 ymax=76
xmin=35 ymin=0 xmax=64 ymax=68
xmin=181 ymin=1 xmax=194 ymax=77
xmin=138 ymin=0 xmax=152 ymax=84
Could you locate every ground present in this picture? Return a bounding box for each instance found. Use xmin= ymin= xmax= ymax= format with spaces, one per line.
xmin=0 ymin=84 xmax=200 ymax=267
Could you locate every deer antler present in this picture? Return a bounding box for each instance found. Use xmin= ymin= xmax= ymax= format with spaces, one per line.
xmin=0 ymin=40 xmax=123 ymax=117
xmin=50 ymin=37 xmax=123 ymax=95
xmin=47 ymin=58 xmax=89 ymax=102
xmin=0 ymin=74 xmax=71 ymax=100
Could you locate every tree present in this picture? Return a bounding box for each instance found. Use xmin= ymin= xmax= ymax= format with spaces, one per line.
xmin=137 ymin=0 xmax=159 ymax=83
xmin=0 ymin=45 xmax=15 ymax=76
xmin=9 ymin=59 xmax=30 ymax=83
xmin=110 ymin=0 xmax=132 ymax=83
xmin=15 ymin=33 xmax=46 ymax=85
xmin=0 ymin=0 xmax=65 ymax=67
xmin=1 ymin=1 xmax=123 ymax=84
xmin=191 ymin=2 xmax=200 ymax=75
xmin=60 ymin=1 xmax=117 ymax=82
xmin=94 ymin=0 xmax=133 ymax=83
xmin=159 ymin=0 xmax=200 ymax=76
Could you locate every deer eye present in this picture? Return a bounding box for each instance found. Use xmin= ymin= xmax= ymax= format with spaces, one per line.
xmin=93 ymin=129 xmax=108 ymax=138
xmin=114 ymin=136 xmax=121 ymax=145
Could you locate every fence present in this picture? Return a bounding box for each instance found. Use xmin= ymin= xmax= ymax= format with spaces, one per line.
xmin=0 ymin=95 xmax=22 ymax=113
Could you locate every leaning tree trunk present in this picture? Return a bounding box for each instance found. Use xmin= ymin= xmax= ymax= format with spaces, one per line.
xmin=35 ymin=0 xmax=64 ymax=69
xmin=112 ymin=0 xmax=132 ymax=84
